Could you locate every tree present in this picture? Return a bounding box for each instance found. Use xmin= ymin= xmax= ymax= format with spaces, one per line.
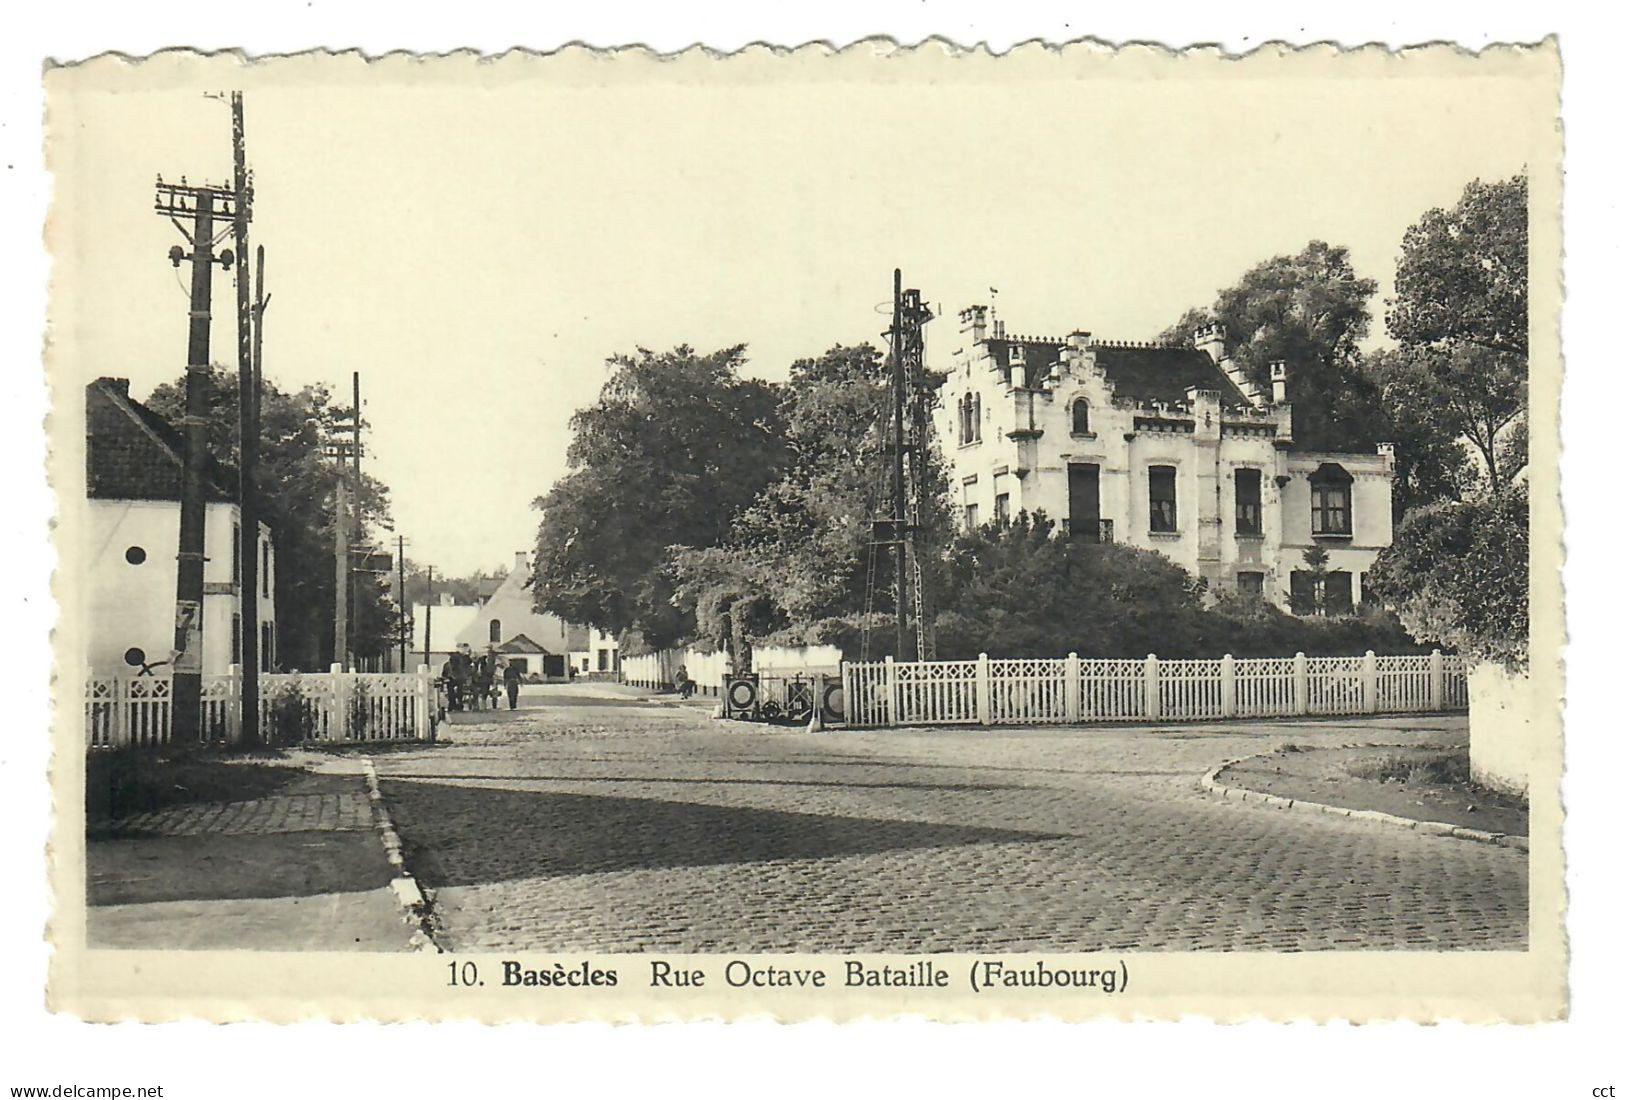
xmin=1366 ymin=488 xmax=1528 ymax=669
xmin=669 ymin=343 xmax=956 ymax=662
xmin=146 ymin=368 xmax=395 ymax=671
xmin=1383 ymin=175 xmax=1529 ymax=497
xmin=1388 ymin=175 xmax=1527 ymax=358
xmin=1161 ymin=241 xmax=1384 ymax=453
xmin=531 ymin=345 xmax=789 ymax=648
xmin=1360 ymin=347 xmax=1475 ymax=517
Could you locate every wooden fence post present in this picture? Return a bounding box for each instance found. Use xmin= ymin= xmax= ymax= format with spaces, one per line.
xmin=1144 ymin=654 xmax=1160 ymax=721
xmin=416 ymin=664 xmax=432 ymax=740
xmin=1065 ymin=652 xmax=1081 ymax=723
xmin=330 ymin=662 xmax=347 ymax=741
xmin=977 ymin=653 xmax=992 ymax=726
xmin=1362 ymin=650 xmax=1378 ymax=714
xmin=1294 ymin=651 xmax=1309 ymax=716
xmin=1429 ymin=649 xmax=1445 ymax=710
xmin=225 ymin=663 xmax=242 ymax=745
xmin=1220 ymin=654 xmax=1236 ymax=719
xmin=883 ymin=655 xmax=898 ymax=727
xmin=113 ymin=675 xmax=129 ymax=748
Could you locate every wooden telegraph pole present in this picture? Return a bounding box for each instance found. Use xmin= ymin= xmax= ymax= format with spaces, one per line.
xmin=890 ymin=268 xmax=908 ymax=662
xmin=155 ymin=176 xmax=241 ymax=744
xmin=230 ymin=91 xmax=261 ymax=745
xmin=423 ymin=565 xmax=435 ymax=671
xmin=330 ymin=373 xmax=363 ymax=670
xmin=397 ymin=533 xmax=408 ymax=671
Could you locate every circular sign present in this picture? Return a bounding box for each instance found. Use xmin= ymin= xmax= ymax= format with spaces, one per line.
xmin=726 ymin=678 xmax=757 ymax=710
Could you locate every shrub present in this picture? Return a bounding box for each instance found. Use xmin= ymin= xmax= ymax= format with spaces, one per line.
xmin=1367 ymin=488 xmax=1528 ymax=669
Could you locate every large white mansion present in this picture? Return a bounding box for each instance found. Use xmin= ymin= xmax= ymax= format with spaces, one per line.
xmin=933 ymin=305 xmax=1396 ymax=614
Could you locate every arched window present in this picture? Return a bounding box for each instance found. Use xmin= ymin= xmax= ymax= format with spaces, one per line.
xmin=489 ymin=619 xmax=502 ymax=644
xmin=1071 ymin=398 xmax=1090 ymax=435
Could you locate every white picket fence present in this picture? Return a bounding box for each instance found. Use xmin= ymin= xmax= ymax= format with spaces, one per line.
xmin=842 ymin=651 xmax=1467 ymax=728
xmin=85 ymin=663 xmax=437 ymax=749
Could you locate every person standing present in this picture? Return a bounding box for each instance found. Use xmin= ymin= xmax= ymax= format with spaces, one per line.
xmin=473 ymin=648 xmax=495 ymax=711
xmin=445 ymin=643 xmax=474 ymax=712
xmin=503 ymin=659 xmax=523 ymax=711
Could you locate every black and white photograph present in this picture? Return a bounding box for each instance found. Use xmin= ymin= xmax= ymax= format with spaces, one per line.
xmin=40 ymin=40 xmax=1562 ymax=1026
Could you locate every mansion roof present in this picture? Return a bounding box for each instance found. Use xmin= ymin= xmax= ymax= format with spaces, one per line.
xmin=983 ymin=337 xmax=1252 ymax=408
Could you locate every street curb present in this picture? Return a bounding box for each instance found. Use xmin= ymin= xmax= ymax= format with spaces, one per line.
xmin=1198 ymin=753 xmax=1529 ymax=852
xmin=361 ymin=757 xmax=444 ymax=952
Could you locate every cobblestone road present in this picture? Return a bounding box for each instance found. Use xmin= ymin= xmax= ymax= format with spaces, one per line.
xmin=375 ymin=686 xmax=1527 ymax=953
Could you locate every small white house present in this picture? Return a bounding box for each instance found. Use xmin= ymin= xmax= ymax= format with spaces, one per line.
xmin=85 ymin=378 xmax=278 ymax=677
xmin=569 ymin=626 xmax=621 ymax=678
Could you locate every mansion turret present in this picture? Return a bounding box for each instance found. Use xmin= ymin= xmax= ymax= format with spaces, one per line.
xmin=933 ymin=306 xmax=1396 ymax=614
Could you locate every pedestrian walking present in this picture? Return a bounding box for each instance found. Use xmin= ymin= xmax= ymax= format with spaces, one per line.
xmin=503 ymin=658 xmax=523 ymax=710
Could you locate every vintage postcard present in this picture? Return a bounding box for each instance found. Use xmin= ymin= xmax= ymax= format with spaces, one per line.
xmin=45 ymin=41 xmax=1563 ymax=1022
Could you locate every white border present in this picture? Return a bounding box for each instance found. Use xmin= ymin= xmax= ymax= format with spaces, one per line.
xmin=4 ymin=3 xmax=1618 ymax=1097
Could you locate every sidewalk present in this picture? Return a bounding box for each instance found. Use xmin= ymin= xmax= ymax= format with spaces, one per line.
xmin=87 ymin=756 xmax=412 ymax=951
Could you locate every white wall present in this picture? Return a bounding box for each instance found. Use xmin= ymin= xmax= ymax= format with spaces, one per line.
xmin=86 ymin=500 xmax=275 ymax=676
xmin=1468 ymin=662 xmax=1533 ymax=797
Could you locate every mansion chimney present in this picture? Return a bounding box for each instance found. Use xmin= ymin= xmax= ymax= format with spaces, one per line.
xmin=515 ymin=550 xmax=529 ymax=572
xmin=1270 ymin=361 xmax=1289 ymax=404
xmin=1192 ymin=322 xmax=1227 ymax=366
xmin=959 ymin=304 xmax=989 ymax=347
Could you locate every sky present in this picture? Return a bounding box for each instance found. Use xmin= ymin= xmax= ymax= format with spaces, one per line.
xmin=47 ymin=48 xmax=1551 ymax=575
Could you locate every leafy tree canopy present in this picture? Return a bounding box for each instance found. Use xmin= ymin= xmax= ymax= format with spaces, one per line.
xmin=1161 ymin=241 xmax=1384 ymax=453
xmin=531 ymin=345 xmax=789 ymax=649
xmin=1367 ymin=488 xmax=1529 ymax=669
xmin=1388 ymin=175 xmax=1527 ymax=356
xmin=1380 ymin=175 xmax=1529 ymax=497
xmin=669 ymin=343 xmax=957 ymax=665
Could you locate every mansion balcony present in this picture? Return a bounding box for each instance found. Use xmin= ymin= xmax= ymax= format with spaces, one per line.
xmin=1062 ymin=518 xmax=1115 ymax=544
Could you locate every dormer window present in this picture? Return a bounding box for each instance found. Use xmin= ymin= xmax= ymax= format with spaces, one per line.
xmin=1010 ymin=345 xmax=1026 ymax=365
xmin=1071 ymin=398 xmax=1090 ymax=435
xmin=1309 ymin=463 xmax=1354 ymax=537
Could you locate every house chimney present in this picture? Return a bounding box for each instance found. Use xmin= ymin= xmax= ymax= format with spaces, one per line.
xmin=1270 ymin=361 xmax=1289 ymax=404
xmin=96 ymin=377 xmax=131 ymax=398
xmin=515 ymin=550 xmax=528 ymax=572
xmin=1376 ymin=441 xmax=1397 ymax=471
xmin=959 ymin=304 xmax=988 ymax=346
xmin=1192 ymin=322 xmax=1228 ymax=365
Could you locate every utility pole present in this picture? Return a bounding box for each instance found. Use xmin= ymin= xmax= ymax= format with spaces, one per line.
xmin=230 ymin=91 xmax=260 ymax=745
xmin=329 ymin=373 xmax=363 ymax=670
xmin=890 ymin=268 xmax=909 ymax=662
xmin=397 ymin=533 xmax=408 ymax=671
xmin=251 ymin=244 xmax=270 ymax=665
xmin=334 ymin=470 xmax=349 ymax=669
xmin=423 ymin=565 xmax=434 ymax=671
xmin=156 ymin=175 xmax=240 ymax=745
xmin=899 ymin=285 xmax=937 ymax=661
xmin=351 ymin=372 xmax=362 ymax=669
